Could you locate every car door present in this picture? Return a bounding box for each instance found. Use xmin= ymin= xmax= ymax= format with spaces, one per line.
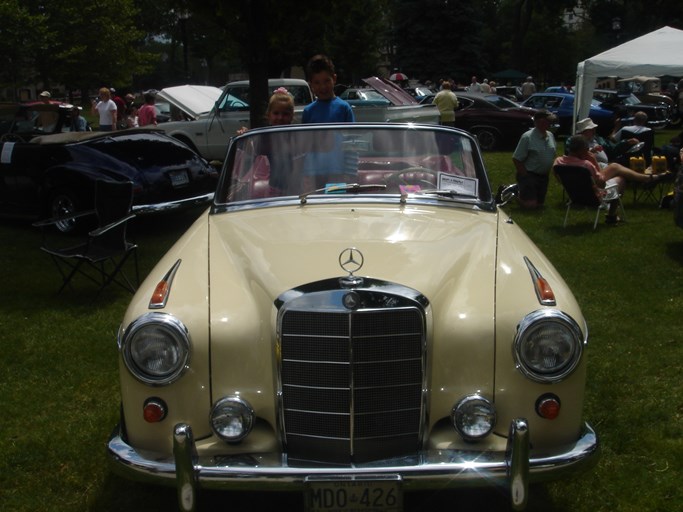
xmin=0 ymin=140 xmax=56 ymax=216
xmin=203 ymin=88 xmax=250 ymax=160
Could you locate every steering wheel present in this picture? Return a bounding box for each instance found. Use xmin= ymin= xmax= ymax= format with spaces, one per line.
xmin=0 ymin=133 xmax=22 ymax=143
xmin=626 ymin=141 xmax=645 ymax=153
xmin=385 ymin=166 xmax=440 ymax=190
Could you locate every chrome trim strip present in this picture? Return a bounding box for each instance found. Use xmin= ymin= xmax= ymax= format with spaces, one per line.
xmin=107 ymin=421 xmax=599 ymax=492
xmin=132 ymin=193 xmax=214 ymax=214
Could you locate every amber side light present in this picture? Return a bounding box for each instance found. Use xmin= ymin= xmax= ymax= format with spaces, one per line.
xmin=150 ymin=280 xmax=169 ymax=308
xmin=524 ymin=257 xmax=556 ymax=306
xmin=535 ymin=276 xmax=556 ymax=303
xmin=148 ymin=259 xmax=182 ymax=309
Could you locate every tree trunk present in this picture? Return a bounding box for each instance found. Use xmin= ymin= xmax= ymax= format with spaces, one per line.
xmin=243 ymin=0 xmax=268 ymax=129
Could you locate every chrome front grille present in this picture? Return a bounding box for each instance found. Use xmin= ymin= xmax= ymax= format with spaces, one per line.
xmin=279 ymin=305 xmax=425 ymax=465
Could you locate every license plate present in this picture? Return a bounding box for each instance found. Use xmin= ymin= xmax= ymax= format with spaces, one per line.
xmin=169 ymin=170 xmax=189 ymax=186
xmin=305 ymin=475 xmax=402 ymax=512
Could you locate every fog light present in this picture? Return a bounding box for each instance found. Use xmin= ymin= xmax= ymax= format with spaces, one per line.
xmin=536 ymin=394 xmax=561 ymax=420
xmin=452 ymin=394 xmax=496 ymax=441
xmin=143 ymin=397 xmax=167 ymax=423
xmin=210 ymin=396 xmax=254 ymax=442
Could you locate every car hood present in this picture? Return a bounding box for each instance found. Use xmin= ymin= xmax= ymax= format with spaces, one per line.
xmin=362 ymin=77 xmax=420 ymax=106
xmin=155 ymin=85 xmax=223 ymax=119
xmin=208 ymin=203 xmax=497 ymax=314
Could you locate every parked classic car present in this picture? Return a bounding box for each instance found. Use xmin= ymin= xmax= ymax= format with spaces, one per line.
xmin=616 ymin=76 xmax=673 ymax=108
xmin=155 ymin=78 xmax=439 ymax=162
xmin=421 ymin=92 xmax=537 ymax=150
xmin=0 ymin=101 xmax=89 ymax=142
xmin=108 ymin=122 xmax=599 ymax=511
xmin=351 ymin=77 xmax=440 ymax=124
xmin=0 ymin=130 xmax=217 ymax=232
xmin=155 ymin=79 xmax=312 ymax=162
xmin=403 ymin=85 xmax=435 ymax=99
xmin=593 ymin=89 xmax=670 ymax=129
xmin=521 ymin=92 xmax=616 ymax=135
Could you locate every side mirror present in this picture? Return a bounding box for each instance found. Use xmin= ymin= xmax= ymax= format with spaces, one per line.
xmin=495 ymin=183 xmax=518 ymax=206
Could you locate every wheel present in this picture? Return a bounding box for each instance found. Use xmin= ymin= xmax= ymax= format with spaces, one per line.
xmin=47 ymin=188 xmax=89 ymax=234
xmin=667 ymin=115 xmax=681 ymax=128
xmin=174 ymin=135 xmax=200 ymax=155
xmin=472 ymin=128 xmax=499 ymax=151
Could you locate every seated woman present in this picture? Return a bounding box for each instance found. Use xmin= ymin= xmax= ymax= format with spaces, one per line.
xmin=555 ymin=135 xmax=669 ymax=223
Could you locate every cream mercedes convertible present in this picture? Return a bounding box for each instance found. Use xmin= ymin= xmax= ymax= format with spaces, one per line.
xmin=108 ymin=123 xmax=599 ymax=511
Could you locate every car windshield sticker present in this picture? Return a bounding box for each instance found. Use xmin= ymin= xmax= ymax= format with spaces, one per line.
xmin=400 ymin=184 xmax=421 ymax=194
xmin=439 ymin=173 xmax=478 ymax=196
xmin=324 ymin=183 xmax=347 ymax=194
xmin=1 ymin=142 xmax=15 ymax=164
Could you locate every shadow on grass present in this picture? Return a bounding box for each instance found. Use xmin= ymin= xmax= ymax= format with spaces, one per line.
xmin=92 ymin=472 xmax=572 ymax=512
xmin=664 ymin=239 xmax=683 ymax=266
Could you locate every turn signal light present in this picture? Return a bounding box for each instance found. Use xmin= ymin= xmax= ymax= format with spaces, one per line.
xmin=149 ymin=259 xmax=182 ymax=309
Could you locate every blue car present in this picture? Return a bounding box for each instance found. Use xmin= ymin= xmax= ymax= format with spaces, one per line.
xmin=521 ymin=92 xmax=615 ymax=135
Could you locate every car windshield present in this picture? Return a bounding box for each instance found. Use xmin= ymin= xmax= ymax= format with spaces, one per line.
xmin=343 ymin=90 xmax=389 ymax=103
xmin=482 ymin=95 xmax=520 ymax=108
xmin=621 ymin=94 xmax=641 ymax=105
xmin=216 ymin=125 xmax=490 ymax=206
xmin=221 ymin=85 xmax=312 ymax=109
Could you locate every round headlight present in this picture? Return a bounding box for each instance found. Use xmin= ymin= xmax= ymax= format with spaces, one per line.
xmin=121 ymin=313 xmax=190 ymax=385
xmin=514 ymin=310 xmax=584 ymax=383
xmin=210 ymin=397 xmax=254 ymax=443
xmin=452 ymin=394 xmax=496 ymax=441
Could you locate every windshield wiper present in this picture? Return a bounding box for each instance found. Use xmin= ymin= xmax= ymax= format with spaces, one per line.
xmin=416 ymin=189 xmax=478 ymax=200
xmin=299 ymin=183 xmax=387 ymax=204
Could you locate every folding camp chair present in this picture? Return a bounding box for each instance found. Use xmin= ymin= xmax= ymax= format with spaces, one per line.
xmin=35 ymin=180 xmax=139 ymax=294
xmin=554 ymin=164 xmax=626 ymax=230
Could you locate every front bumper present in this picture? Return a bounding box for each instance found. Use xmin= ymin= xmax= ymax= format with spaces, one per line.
xmin=107 ymin=419 xmax=599 ymax=511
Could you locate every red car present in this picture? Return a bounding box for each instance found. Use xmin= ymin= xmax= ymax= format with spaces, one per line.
xmin=422 ymin=92 xmax=537 ymax=150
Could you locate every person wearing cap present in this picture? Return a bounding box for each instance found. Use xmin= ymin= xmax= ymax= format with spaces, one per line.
xmin=575 ymin=117 xmax=621 ymax=167
xmin=37 ymin=90 xmax=58 ymax=130
xmin=512 ymin=109 xmax=557 ymax=209
xmin=110 ymin=88 xmax=127 ymax=129
xmin=70 ymin=106 xmax=88 ymax=132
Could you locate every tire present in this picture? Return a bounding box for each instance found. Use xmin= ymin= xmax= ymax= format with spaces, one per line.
xmin=47 ymin=188 xmax=90 ymax=234
xmin=173 ymin=135 xmax=200 ymax=154
xmin=473 ymin=128 xmax=499 ymax=151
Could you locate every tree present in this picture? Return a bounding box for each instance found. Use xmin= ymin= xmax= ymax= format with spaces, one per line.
xmin=0 ymin=1 xmax=45 ymax=98
xmin=391 ymin=0 xmax=490 ymax=84
xmin=0 ymin=0 xmax=157 ymax=101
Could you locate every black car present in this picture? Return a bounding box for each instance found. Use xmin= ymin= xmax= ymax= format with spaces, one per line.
xmin=422 ymin=92 xmax=536 ymax=150
xmin=593 ymin=89 xmax=670 ymax=129
xmin=0 ymin=130 xmax=217 ymax=232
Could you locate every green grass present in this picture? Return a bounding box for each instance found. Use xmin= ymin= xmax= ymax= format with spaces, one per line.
xmin=1 ymin=132 xmax=682 ymax=511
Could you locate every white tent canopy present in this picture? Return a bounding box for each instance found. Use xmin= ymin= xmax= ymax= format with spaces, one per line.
xmin=573 ymin=26 xmax=683 ymax=130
